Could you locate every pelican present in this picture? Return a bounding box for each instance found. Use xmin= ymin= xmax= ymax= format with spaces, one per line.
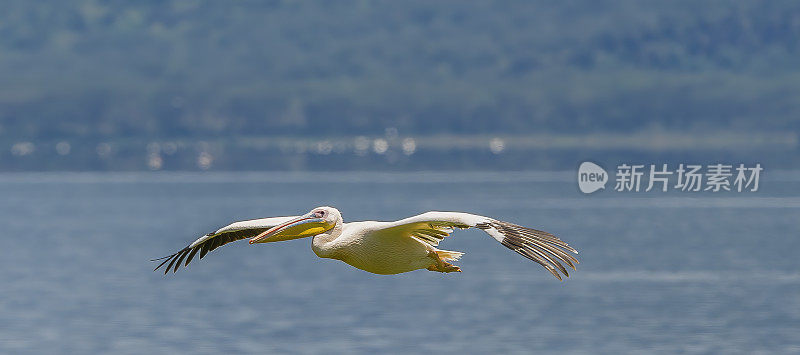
xmin=153 ymin=207 xmax=579 ymax=280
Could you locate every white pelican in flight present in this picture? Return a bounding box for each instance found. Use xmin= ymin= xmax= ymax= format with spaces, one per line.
xmin=153 ymin=207 xmax=579 ymax=280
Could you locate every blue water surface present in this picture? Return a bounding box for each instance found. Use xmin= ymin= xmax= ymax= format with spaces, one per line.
xmin=0 ymin=171 xmax=798 ymax=354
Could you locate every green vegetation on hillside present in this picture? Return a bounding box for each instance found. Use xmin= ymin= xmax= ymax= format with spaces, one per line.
xmin=1 ymin=0 xmax=799 ymax=141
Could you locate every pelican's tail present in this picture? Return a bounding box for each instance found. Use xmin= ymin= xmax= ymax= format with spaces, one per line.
xmin=435 ymin=249 xmax=464 ymax=262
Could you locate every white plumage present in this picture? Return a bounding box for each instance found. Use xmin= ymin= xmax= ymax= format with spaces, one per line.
xmin=153 ymin=207 xmax=579 ymax=280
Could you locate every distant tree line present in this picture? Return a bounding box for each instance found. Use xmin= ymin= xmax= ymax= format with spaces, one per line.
xmin=1 ymin=0 xmax=799 ymax=141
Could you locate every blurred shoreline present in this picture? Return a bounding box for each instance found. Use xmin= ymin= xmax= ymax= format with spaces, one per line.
xmin=1 ymin=169 xmax=800 ymax=183
xmin=1 ymin=131 xmax=797 ymax=171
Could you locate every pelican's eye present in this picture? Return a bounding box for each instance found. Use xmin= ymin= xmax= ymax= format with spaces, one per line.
xmin=314 ymin=211 xmax=325 ymax=218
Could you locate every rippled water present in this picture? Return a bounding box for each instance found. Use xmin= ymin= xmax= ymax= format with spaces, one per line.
xmin=0 ymin=172 xmax=798 ymax=353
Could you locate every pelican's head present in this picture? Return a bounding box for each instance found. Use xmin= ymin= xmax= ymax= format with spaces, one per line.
xmin=249 ymin=206 xmax=341 ymax=244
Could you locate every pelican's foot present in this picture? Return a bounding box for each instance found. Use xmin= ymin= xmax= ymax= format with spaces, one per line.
xmin=441 ymin=262 xmax=462 ymax=273
xmin=426 ymin=248 xmax=460 ymax=273
xmin=427 ymin=262 xmax=461 ymax=273
xmin=426 ymin=249 xmax=462 ymax=273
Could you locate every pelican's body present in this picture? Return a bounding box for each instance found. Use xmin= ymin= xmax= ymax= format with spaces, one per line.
xmin=315 ymin=221 xmax=441 ymax=274
xmin=154 ymin=207 xmax=579 ymax=280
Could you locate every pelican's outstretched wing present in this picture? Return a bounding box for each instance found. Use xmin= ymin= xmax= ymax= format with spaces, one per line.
xmin=152 ymin=216 xmax=298 ymax=274
xmin=375 ymin=212 xmax=579 ymax=280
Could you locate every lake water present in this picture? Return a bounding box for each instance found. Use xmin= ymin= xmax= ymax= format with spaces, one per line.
xmin=0 ymin=171 xmax=798 ymax=354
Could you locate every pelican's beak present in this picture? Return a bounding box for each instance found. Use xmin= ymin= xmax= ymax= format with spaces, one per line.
xmin=249 ymin=214 xmax=333 ymax=244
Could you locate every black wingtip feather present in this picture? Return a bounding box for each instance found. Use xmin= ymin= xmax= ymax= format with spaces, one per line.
xmin=172 ymin=250 xmax=190 ymax=273
xmin=152 ymin=227 xmax=271 ymax=275
xmin=492 ymin=221 xmax=578 ymax=280
xmin=153 ymin=252 xmax=177 ymax=272
xmin=184 ymin=246 xmax=201 ymax=266
xmin=150 ymin=254 xmax=173 ymax=262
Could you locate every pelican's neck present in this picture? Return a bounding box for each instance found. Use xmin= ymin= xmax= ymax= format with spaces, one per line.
xmin=311 ymin=221 xmax=343 ymax=259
